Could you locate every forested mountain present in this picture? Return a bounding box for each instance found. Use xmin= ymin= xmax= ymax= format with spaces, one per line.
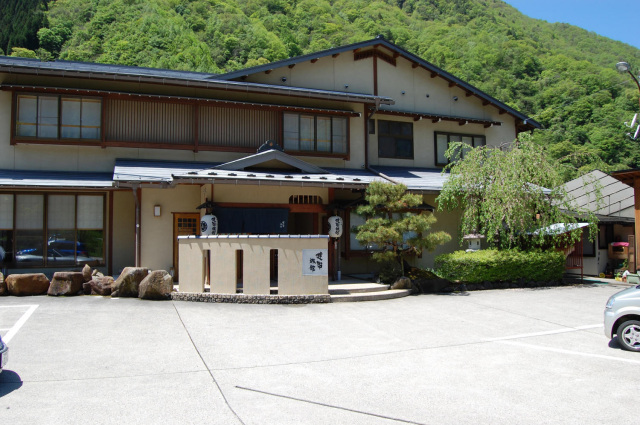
xmin=3 ymin=0 xmax=640 ymax=179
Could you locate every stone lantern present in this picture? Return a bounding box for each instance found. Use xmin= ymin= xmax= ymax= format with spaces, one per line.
xmin=463 ymin=234 xmax=485 ymax=252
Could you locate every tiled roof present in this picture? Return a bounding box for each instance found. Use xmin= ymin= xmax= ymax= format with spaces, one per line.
xmin=111 ymin=158 xmax=448 ymax=191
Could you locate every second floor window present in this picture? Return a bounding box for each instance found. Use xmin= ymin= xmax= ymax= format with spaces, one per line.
xmin=378 ymin=120 xmax=413 ymax=159
xmin=435 ymin=132 xmax=486 ymax=166
xmin=16 ymin=94 xmax=102 ymax=140
xmin=283 ymin=113 xmax=348 ymax=154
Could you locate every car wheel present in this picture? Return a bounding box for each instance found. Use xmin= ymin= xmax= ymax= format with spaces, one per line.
xmin=616 ymin=320 xmax=640 ymax=352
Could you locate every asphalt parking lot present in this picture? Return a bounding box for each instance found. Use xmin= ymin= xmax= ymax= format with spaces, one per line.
xmin=1 ymin=282 xmax=638 ymax=425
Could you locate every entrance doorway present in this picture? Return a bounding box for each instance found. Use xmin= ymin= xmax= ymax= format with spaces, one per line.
xmin=173 ymin=213 xmax=200 ymax=281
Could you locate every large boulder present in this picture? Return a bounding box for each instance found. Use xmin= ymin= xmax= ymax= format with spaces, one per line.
xmin=82 ymin=264 xmax=92 ymax=283
xmin=112 ymin=267 xmax=149 ymax=297
xmin=48 ymin=272 xmax=85 ymax=296
xmin=407 ymin=268 xmax=453 ymax=294
xmin=0 ymin=272 xmax=6 ymax=296
xmin=83 ymin=276 xmax=114 ymax=296
xmin=6 ymin=273 xmax=50 ymax=296
xmin=139 ymin=270 xmax=173 ymax=300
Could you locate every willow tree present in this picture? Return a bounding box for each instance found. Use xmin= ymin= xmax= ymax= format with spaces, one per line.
xmin=355 ymin=181 xmax=451 ymax=277
xmin=436 ymin=137 xmax=599 ymax=250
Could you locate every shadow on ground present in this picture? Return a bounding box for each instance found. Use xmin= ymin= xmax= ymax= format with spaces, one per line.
xmin=0 ymin=370 xmax=23 ymax=397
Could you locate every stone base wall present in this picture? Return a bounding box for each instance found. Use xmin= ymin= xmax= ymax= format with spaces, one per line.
xmin=171 ymin=292 xmax=331 ymax=304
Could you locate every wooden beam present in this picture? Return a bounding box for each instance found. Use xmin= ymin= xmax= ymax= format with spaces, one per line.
xmin=264 ymin=70 xmax=272 ymax=74
xmin=311 ymin=58 xmax=319 ymax=63
xmin=288 ymin=64 xmax=295 ymax=69
xmin=215 ymin=202 xmax=326 ymax=213
xmin=332 ymin=53 xmax=340 ymax=58
xmin=412 ymin=63 xmax=419 ymax=69
xmin=448 ymin=81 xmax=456 ymax=88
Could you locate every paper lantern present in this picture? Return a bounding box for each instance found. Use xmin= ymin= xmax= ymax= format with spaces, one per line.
xmin=200 ymin=214 xmax=218 ymax=236
xmin=328 ymin=216 xmax=343 ymax=238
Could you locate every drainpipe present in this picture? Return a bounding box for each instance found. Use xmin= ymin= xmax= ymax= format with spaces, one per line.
xmin=132 ymin=185 xmax=141 ymax=267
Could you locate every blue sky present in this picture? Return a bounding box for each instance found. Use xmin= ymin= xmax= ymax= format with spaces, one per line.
xmin=502 ymin=0 xmax=640 ymax=49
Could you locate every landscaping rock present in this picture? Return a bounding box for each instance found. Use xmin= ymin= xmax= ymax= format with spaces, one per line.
xmin=6 ymin=273 xmax=50 ymax=296
xmin=83 ymin=276 xmax=114 ymax=296
xmin=82 ymin=264 xmax=92 ymax=282
xmin=112 ymin=267 xmax=148 ymax=297
xmin=48 ymin=272 xmax=85 ymax=296
xmin=415 ymin=277 xmax=453 ymax=293
xmin=391 ymin=276 xmax=413 ymax=290
xmin=139 ymin=270 xmax=173 ymax=300
xmin=0 ymin=272 xmax=6 ymax=296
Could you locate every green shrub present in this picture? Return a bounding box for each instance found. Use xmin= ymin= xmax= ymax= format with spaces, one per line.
xmin=434 ymin=249 xmax=565 ymax=283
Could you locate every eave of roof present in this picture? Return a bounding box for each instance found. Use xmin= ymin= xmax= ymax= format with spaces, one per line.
xmin=0 ymin=169 xmax=113 ymax=189
xmin=0 ymin=56 xmax=394 ymax=105
xmin=376 ymin=108 xmax=502 ymax=128
xmin=217 ymin=36 xmax=541 ymax=130
xmin=0 ymin=83 xmax=362 ymax=117
xmin=611 ymin=168 xmax=640 ymax=186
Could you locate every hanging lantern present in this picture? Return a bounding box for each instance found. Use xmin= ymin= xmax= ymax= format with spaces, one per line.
xmin=328 ymin=216 xmax=343 ymax=238
xmin=200 ymin=214 xmax=218 ymax=236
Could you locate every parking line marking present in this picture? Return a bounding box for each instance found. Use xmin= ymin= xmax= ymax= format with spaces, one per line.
xmin=484 ymin=324 xmax=603 ymax=342
xmin=497 ymin=340 xmax=640 ymax=365
xmin=3 ymin=304 xmax=38 ymax=344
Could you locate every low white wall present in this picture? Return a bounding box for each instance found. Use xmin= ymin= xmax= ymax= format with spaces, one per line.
xmin=179 ymin=235 xmax=330 ymax=295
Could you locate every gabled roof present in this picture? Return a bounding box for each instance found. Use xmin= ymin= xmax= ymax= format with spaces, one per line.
xmin=218 ymin=36 xmax=541 ymax=131
xmin=212 ymin=149 xmax=327 ymax=174
xmin=563 ymin=170 xmax=634 ymax=217
xmin=109 ymin=158 xmax=450 ymax=191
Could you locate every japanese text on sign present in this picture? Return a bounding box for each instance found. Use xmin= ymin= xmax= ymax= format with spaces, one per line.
xmin=302 ymin=249 xmax=328 ymax=276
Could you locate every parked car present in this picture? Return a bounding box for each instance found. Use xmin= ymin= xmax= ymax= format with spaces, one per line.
xmin=0 ymin=335 xmax=7 ymax=373
xmin=604 ymin=284 xmax=640 ymax=352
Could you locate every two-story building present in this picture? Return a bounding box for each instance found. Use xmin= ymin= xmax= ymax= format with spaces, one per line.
xmin=0 ymin=36 xmax=540 ymax=281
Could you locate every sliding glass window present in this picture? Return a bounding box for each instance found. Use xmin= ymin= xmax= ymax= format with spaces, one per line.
xmin=283 ymin=112 xmax=348 ymax=154
xmin=1 ymin=193 xmax=105 ymax=267
xmin=15 ymin=94 xmax=102 ymax=141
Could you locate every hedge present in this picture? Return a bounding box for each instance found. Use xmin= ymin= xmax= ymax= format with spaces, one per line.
xmin=434 ymin=249 xmax=566 ymax=284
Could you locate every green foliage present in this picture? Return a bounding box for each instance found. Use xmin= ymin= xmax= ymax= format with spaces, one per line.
xmin=355 ymin=181 xmax=451 ymax=276
xmin=434 ymin=249 xmax=566 ymax=283
xmin=10 ymin=47 xmax=38 ymax=58
xmin=0 ymin=0 xmax=47 ymax=54
xmin=4 ymin=0 xmax=640 ymax=172
xmin=437 ymin=137 xmax=599 ymax=250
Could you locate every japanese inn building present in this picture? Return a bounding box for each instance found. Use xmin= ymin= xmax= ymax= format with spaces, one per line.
xmin=0 ymin=36 xmax=540 ymax=281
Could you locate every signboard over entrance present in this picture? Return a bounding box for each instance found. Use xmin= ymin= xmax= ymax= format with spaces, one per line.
xmin=302 ymin=249 xmax=328 ymax=276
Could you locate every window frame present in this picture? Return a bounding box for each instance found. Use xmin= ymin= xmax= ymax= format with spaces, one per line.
xmin=13 ymin=92 xmax=103 ymax=143
xmin=0 ymin=192 xmax=106 ymax=268
xmin=377 ymin=119 xmax=414 ymax=159
xmin=282 ymin=112 xmax=350 ymax=157
xmin=434 ymin=131 xmax=486 ymax=167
